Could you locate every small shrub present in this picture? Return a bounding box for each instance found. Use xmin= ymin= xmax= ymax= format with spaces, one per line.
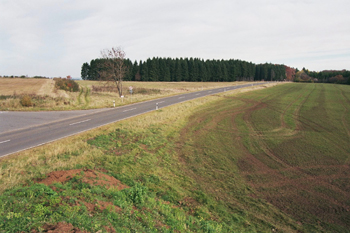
xmin=20 ymin=95 xmax=32 ymax=107
xmin=54 ymin=78 xmax=79 ymax=92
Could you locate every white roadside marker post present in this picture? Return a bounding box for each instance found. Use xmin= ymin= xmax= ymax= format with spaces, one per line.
xmin=113 ymin=100 xmax=115 ymax=108
xmin=129 ymin=86 xmax=133 ymax=102
xmin=156 ymin=103 xmax=158 ymax=110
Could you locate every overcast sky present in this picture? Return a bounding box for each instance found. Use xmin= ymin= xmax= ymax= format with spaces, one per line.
xmin=1 ymin=0 xmax=349 ymax=78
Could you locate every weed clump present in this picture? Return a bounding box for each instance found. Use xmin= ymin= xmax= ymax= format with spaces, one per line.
xmin=20 ymin=95 xmax=32 ymax=107
xmin=54 ymin=78 xmax=79 ymax=92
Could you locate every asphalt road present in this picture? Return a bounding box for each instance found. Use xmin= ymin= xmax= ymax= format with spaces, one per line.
xmin=0 ymin=108 xmax=111 ymax=133
xmin=0 ymin=82 xmax=266 ymax=157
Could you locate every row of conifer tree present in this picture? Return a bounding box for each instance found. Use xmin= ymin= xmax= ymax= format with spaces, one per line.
xmin=81 ymin=57 xmax=287 ymax=82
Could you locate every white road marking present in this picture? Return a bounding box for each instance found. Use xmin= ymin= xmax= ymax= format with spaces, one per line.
xmin=123 ymin=108 xmax=137 ymax=112
xmin=208 ymin=91 xmax=212 ymax=93
xmin=0 ymin=140 xmax=10 ymax=144
xmin=179 ymin=97 xmax=185 ymax=99
xmin=195 ymin=93 xmax=200 ymax=95
xmin=158 ymin=101 xmax=165 ymax=104
xmin=69 ymin=119 xmax=91 ymax=126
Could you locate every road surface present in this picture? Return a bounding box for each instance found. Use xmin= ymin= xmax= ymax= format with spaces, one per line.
xmin=0 ymin=83 xmax=266 ymax=157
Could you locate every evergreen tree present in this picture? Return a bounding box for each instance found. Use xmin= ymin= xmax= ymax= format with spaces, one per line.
xmin=83 ymin=56 xmax=288 ymax=82
xmin=88 ymin=59 xmax=103 ymax=80
xmin=222 ymin=62 xmax=228 ymax=82
xmin=198 ymin=61 xmax=207 ymax=81
xmin=175 ymin=59 xmax=182 ymax=82
xmin=168 ymin=59 xmax=176 ymax=81
xmin=164 ymin=66 xmax=171 ymax=81
xmin=181 ymin=58 xmax=189 ymax=81
xmin=215 ymin=61 xmax=223 ymax=81
xmin=254 ymin=65 xmax=260 ymax=81
xmin=192 ymin=59 xmax=199 ymax=82
xmin=131 ymin=60 xmax=139 ymax=81
xmin=159 ymin=58 xmax=166 ymax=81
xmin=228 ymin=61 xmax=237 ymax=81
xmin=148 ymin=58 xmax=159 ymax=81
xmin=205 ymin=61 xmax=213 ymax=81
xmin=140 ymin=60 xmax=149 ymax=81
xmin=123 ymin=59 xmax=133 ymax=81
xmin=81 ymin=62 xmax=90 ymax=80
xmin=188 ymin=58 xmax=195 ymax=82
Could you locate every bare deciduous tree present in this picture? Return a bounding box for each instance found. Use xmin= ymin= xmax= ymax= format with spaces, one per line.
xmin=99 ymin=47 xmax=127 ymax=97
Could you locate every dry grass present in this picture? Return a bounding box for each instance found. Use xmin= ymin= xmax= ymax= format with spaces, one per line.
xmin=36 ymin=79 xmax=57 ymax=97
xmin=77 ymin=80 xmax=251 ymax=92
xmin=1 ymin=79 xmax=264 ymax=111
xmin=0 ymin=78 xmax=53 ymax=96
xmin=0 ymin=82 xmax=280 ymax=193
xmin=77 ymin=80 xmax=254 ymax=108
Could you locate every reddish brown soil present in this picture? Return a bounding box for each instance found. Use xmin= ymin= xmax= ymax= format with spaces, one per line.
xmin=81 ymin=200 xmax=122 ymax=213
xmin=32 ymin=222 xmax=88 ymax=233
xmin=33 ymin=170 xmax=124 ymax=232
xmin=37 ymin=169 xmax=129 ymax=190
xmin=103 ymin=226 xmax=117 ymax=233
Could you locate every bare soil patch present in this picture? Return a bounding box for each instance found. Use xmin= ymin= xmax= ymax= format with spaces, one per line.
xmin=32 ymin=222 xmax=88 ymax=233
xmin=80 ymin=200 xmax=122 ymax=213
xmin=37 ymin=169 xmax=129 ymax=190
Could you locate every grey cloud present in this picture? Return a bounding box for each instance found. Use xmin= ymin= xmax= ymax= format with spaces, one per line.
xmin=0 ymin=0 xmax=349 ymax=77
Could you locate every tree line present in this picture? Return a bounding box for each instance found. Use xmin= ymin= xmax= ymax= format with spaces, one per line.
xmin=81 ymin=57 xmax=287 ymax=82
xmin=304 ymin=69 xmax=350 ymax=84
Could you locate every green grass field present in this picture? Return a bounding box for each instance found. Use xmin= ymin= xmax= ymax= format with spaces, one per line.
xmin=0 ymin=83 xmax=349 ymax=232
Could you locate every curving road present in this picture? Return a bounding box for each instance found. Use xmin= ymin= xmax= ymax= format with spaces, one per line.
xmin=0 ymin=83 xmax=267 ymax=157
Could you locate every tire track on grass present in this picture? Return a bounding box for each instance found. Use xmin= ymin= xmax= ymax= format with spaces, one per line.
xmin=232 ymin=86 xmax=350 ymax=218
xmin=267 ymin=84 xmax=349 ymax=157
xmin=335 ymin=85 xmax=350 ymax=141
xmin=241 ymin=85 xmax=301 ymax=168
xmin=295 ymin=85 xmax=350 ymax=158
xmin=84 ymin=87 xmax=90 ymax=107
xmin=237 ymin=84 xmax=350 ymax=224
xmin=175 ymin=89 xmax=300 ymax=230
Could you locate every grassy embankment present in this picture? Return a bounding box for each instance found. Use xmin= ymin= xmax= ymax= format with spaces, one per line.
xmin=0 ymin=78 xmax=250 ymax=111
xmin=0 ymin=83 xmax=349 ymax=232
